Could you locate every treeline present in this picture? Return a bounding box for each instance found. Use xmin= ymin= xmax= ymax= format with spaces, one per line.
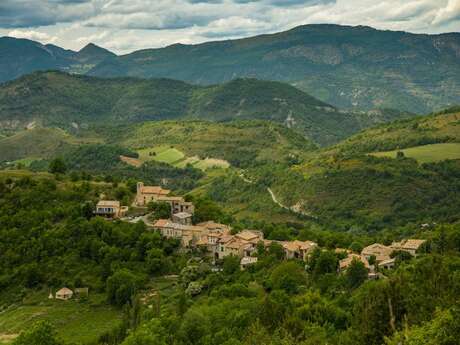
xmin=30 ymin=144 xmax=204 ymax=193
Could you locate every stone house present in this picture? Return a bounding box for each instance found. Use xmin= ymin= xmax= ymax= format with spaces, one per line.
xmin=339 ymin=253 xmax=370 ymax=273
xmin=95 ymin=200 xmax=127 ymax=219
xmin=390 ymin=239 xmax=426 ymax=256
xmin=281 ymin=240 xmax=318 ymax=261
xmin=378 ymin=258 xmax=396 ymax=270
xmin=361 ymin=243 xmax=394 ymax=263
xmin=153 ymin=219 xmax=206 ymax=247
xmin=172 ymin=212 xmax=193 ymax=225
xmin=135 ymin=183 xmax=170 ymax=206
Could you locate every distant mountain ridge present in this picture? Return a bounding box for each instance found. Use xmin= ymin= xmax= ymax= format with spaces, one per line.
xmin=0 ymin=71 xmax=414 ymax=146
xmin=1 ymin=24 xmax=459 ymax=113
xmin=0 ymin=37 xmax=115 ymax=81
xmin=87 ymin=24 xmax=460 ymax=113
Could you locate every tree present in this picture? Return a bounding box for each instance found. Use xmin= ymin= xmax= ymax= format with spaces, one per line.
xmin=13 ymin=321 xmax=61 ymax=345
xmin=48 ymin=158 xmax=67 ymax=174
xmin=269 ymin=261 xmax=307 ymax=294
xmin=146 ymin=248 xmax=165 ymax=274
xmin=147 ymin=202 xmax=171 ymax=220
xmin=313 ymin=250 xmax=338 ymax=276
xmin=346 ymin=258 xmax=368 ymax=289
xmin=223 ymin=255 xmax=240 ymax=275
xmin=107 ymin=269 xmax=142 ymax=306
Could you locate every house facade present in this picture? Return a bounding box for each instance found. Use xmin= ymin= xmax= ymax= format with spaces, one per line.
xmin=361 ymin=243 xmax=394 ymax=263
xmin=135 ymin=183 xmax=171 ymax=206
xmin=391 ymin=239 xmax=426 ymax=256
xmin=95 ymin=200 xmax=127 ymax=219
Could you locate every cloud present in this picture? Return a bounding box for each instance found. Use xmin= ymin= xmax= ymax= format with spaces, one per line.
xmin=7 ymin=29 xmax=58 ymax=43
xmin=0 ymin=0 xmax=458 ymax=54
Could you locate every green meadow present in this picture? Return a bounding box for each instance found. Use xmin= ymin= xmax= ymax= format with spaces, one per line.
xmin=0 ymin=292 xmax=122 ymax=344
xmin=371 ymin=143 xmax=460 ymax=163
xmin=137 ymin=146 xmax=229 ymax=171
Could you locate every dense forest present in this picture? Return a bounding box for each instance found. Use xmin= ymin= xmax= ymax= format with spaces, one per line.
xmin=1 ymin=169 xmax=459 ymax=345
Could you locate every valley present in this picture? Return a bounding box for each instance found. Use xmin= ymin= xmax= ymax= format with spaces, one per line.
xmin=0 ymin=20 xmax=459 ymax=345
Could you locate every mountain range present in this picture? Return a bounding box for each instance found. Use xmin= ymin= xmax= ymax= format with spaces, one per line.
xmin=0 ymin=71 xmax=413 ymax=146
xmin=1 ymin=24 xmax=459 ymax=113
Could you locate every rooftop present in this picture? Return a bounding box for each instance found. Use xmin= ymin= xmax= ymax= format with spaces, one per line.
xmin=97 ymin=200 xmax=120 ymax=208
xmin=140 ymin=186 xmax=170 ymax=195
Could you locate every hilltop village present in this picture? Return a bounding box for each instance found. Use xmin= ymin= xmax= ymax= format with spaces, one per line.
xmin=95 ymin=182 xmax=426 ymax=277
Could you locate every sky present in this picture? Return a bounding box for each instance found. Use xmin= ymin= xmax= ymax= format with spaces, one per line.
xmin=0 ymin=0 xmax=459 ymax=54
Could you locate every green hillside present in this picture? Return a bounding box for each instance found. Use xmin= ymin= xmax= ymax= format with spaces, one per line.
xmin=0 ymin=128 xmax=76 ymax=162
xmin=112 ymin=120 xmax=315 ymax=168
xmin=189 ymin=109 xmax=457 ymax=230
xmin=255 ymin=109 xmax=460 ymax=230
xmin=331 ymin=108 xmax=460 ymax=155
xmin=0 ymin=71 xmax=406 ymax=146
xmin=88 ymin=24 xmax=460 ymax=113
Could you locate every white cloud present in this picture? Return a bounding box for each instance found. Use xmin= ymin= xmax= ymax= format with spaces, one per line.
xmin=7 ymin=29 xmax=58 ymax=43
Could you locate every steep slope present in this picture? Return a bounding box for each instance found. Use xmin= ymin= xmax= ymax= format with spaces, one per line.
xmin=0 ymin=71 xmax=415 ymax=146
xmin=88 ymin=24 xmax=460 ymax=113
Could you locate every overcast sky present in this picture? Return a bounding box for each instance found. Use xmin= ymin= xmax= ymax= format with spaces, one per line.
xmin=1 ymin=0 xmax=459 ymax=54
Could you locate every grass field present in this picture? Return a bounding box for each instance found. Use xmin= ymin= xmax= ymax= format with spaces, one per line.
xmin=370 ymin=143 xmax=460 ymax=163
xmin=137 ymin=146 xmax=185 ymax=165
xmin=137 ymin=146 xmax=230 ymax=171
xmin=0 ymin=291 xmax=122 ymax=344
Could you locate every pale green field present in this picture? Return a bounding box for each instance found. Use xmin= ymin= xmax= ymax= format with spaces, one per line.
xmin=137 ymin=146 xmax=229 ymax=171
xmin=371 ymin=143 xmax=460 ymax=163
xmin=0 ymin=292 xmax=122 ymax=344
xmin=194 ymin=158 xmax=230 ymax=170
xmin=137 ymin=146 xmax=184 ymax=164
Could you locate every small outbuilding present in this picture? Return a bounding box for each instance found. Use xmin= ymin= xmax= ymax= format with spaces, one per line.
xmin=55 ymin=287 xmax=73 ymax=300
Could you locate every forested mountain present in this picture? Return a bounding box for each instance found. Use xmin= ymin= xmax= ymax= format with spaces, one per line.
xmin=0 ymin=71 xmax=413 ymax=146
xmin=2 ymin=25 xmax=459 ymax=113
xmin=0 ymin=37 xmax=115 ymax=82
xmin=87 ymin=24 xmax=460 ymax=113
xmin=258 ymin=108 xmax=460 ymax=230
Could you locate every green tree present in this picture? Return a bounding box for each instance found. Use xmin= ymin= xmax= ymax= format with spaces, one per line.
xmin=148 ymin=201 xmax=171 ymax=220
xmin=223 ymin=255 xmax=241 ymax=275
xmin=345 ymin=258 xmax=368 ymax=289
xmin=270 ymin=261 xmax=307 ymax=294
xmin=13 ymin=321 xmax=61 ymax=345
xmin=107 ymin=269 xmax=142 ymax=306
xmin=48 ymin=158 xmax=67 ymax=174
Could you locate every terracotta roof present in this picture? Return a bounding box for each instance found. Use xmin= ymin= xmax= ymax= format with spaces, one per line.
xmin=153 ymin=219 xmax=170 ymax=228
xmin=390 ymin=239 xmax=426 ymax=252
xmin=362 ymin=243 xmax=393 ymax=260
xmin=281 ymin=240 xmax=317 ymax=252
xmin=219 ymin=235 xmax=235 ymax=244
xmin=97 ymin=200 xmax=120 ymax=207
xmin=140 ymin=186 xmax=170 ymax=195
xmin=339 ymin=254 xmax=369 ymax=270
xmin=235 ymin=230 xmax=262 ymax=241
xmin=56 ymin=287 xmax=73 ymax=295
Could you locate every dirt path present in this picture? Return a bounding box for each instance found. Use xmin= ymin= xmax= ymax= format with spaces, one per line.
xmin=267 ymin=188 xmax=316 ymax=218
